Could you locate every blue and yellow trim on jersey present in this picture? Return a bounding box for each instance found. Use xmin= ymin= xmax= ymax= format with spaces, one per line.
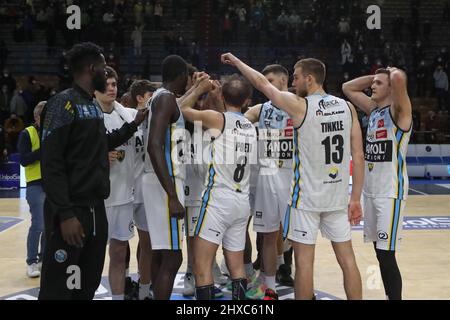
xmin=166 ymin=182 xmax=182 ymax=250
xmin=394 ymin=127 xmax=407 ymax=199
xmin=388 ymin=198 xmax=402 ymax=251
xmin=282 ymin=205 xmax=292 ymax=241
xmin=290 ymin=130 xmax=301 ymax=208
xmin=165 ymin=124 xmax=175 ymax=177
xmin=195 ymin=146 xmax=216 ymax=236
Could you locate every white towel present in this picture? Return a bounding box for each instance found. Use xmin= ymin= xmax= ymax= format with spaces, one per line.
xmin=114 ymin=101 xmax=136 ymax=123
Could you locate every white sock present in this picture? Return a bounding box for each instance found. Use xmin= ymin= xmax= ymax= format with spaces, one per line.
xmin=125 ymin=269 xmax=129 ymax=278
xmin=277 ymin=255 xmax=284 ymax=269
xmin=112 ymin=294 xmax=124 ymax=300
xmin=139 ymin=283 xmax=151 ymax=300
xmin=265 ymin=275 xmax=276 ymax=291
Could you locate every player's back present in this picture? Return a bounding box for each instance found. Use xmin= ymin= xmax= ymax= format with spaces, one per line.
xmin=290 ymin=93 xmax=352 ymax=211
xmin=205 ymin=111 xmax=257 ymax=194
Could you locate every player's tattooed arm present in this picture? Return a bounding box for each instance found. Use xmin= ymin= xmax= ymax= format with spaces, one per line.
xmin=244 ymin=104 xmax=262 ymax=123
xmin=148 ymin=93 xmax=184 ymax=219
xmin=388 ymin=68 xmax=412 ymax=132
xmin=221 ymin=52 xmax=305 ymax=127
xmin=342 ymin=75 xmax=377 ymax=116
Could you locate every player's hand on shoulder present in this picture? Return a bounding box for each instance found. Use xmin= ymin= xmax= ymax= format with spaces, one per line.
xmin=134 ymin=108 xmax=149 ymax=126
xmin=109 ymin=151 xmax=118 ymax=165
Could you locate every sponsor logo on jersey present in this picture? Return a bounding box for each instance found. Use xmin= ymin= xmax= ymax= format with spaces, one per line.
xmin=235 ymin=120 xmax=253 ymax=130
xmin=318 ymin=99 xmax=340 ymax=109
xmin=377 ymin=119 xmax=384 ymax=128
xmin=368 ymin=163 xmax=374 ymax=172
xmin=276 ymin=114 xmax=284 ymax=121
xmin=116 ymin=150 xmax=125 ymax=162
xmin=377 ymin=230 xmax=389 ymax=241
xmin=329 ymin=167 xmax=339 ymax=179
xmin=287 ymin=119 xmax=293 ymax=126
xmin=255 ymin=211 xmax=263 ymax=218
xmin=365 ymin=140 xmax=393 ymax=162
xmin=284 ymin=128 xmax=293 ymax=137
xmin=376 ymin=129 xmax=387 ymax=140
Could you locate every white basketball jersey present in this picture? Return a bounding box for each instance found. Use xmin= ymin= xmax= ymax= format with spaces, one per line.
xmin=363 ymin=106 xmax=411 ymax=200
xmin=185 ymin=122 xmax=211 ymax=205
xmin=289 ymin=94 xmax=352 ymax=211
xmin=144 ymin=88 xmax=187 ymax=180
xmin=133 ymin=119 xmax=146 ymax=204
xmin=204 ymin=112 xmax=257 ymax=194
xmin=257 ymin=101 xmax=294 ymax=170
xmin=103 ymin=107 xmax=136 ymax=207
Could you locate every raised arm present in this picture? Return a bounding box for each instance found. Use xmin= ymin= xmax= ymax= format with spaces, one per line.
xmin=148 ymin=93 xmax=184 ymax=219
xmin=342 ymin=75 xmax=377 ymax=115
xmin=388 ymin=68 xmax=412 ymax=132
xmin=179 ymin=78 xmax=224 ymax=132
xmin=348 ymin=102 xmax=364 ymax=226
xmin=221 ymin=53 xmax=305 ymax=127
xmin=244 ymin=104 xmax=262 ymax=123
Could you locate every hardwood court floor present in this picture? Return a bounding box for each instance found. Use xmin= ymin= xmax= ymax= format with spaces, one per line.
xmin=1 ymin=192 xmax=450 ymax=299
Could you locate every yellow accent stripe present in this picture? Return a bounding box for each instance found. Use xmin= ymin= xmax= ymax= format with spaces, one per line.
xmin=198 ymin=168 xmax=215 ymax=235
xmin=388 ymin=198 xmax=396 ymax=249
xmin=167 ymin=192 xmax=172 ymax=249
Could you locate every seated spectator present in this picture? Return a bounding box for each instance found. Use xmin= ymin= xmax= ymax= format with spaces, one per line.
xmin=341 ymin=39 xmax=352 ymax=65
xmin=36 ymin=8 xmax=48 ymax=29
xmin=4 ymin=113 xmax=24 ymax=153
xmin=0 ymin=68 xmax=17 ymax=94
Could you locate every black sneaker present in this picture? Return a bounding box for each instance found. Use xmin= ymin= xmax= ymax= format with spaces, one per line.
xmin=252 ymin=255 xmax=261 ymax=271
xmin=124 ymin=277 xmax=139 ymax=300
xmin=276 ymin=264 xmax=294 ymax=287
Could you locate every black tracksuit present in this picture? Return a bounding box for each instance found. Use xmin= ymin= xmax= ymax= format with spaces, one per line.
xmin=38 ymin=84 xmax=137 ymax=300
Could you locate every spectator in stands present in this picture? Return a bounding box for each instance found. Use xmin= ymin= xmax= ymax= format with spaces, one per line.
xmin=0 ymin=84 xmax=11 ymax=124
xmin=18 ymin=101 xmax=46 ymax=278
xmin=144 ymin=1 xmax=153 ymax=27
xmin=24 ymin=13 xmax=34 ymax=42
xmin=341 ymin=38 xmax=352 ymax=65
xmin=13 ymin=20 xmax=25 ymax=42
xmin=236 ymin=5 xmax=247 ymax=33
xmin=412 ymin=40 xmax=424 ymax=70
xmin=444 ymin=1 xmax=450 ymax=22
xmin=131 ymin=24 xmax=144 ymax=56
xmin=189 ymin=41 xmax=200 ymax=68
xmin=154 ymin=1 xmax=164 ymax=30
xmin=0 ymin=40 xmax=8 ymax=72
xmin=0 ymin=123 xmax=6 ymax=162
xmin=392 ymin=14 xmax=404 ymax=41
xmin=223 ymin=13 xmax=232 ymax=46
xmin=0 ymin=69 xmax=16 ymax=96
xmin=416 ymin=60 xmax=428 ymax=97
xmin=10 ymin=88 xmax=28 ymax=120
xmin=358 ymin=55 xmax=372 ymax=76
xmin=423 ymin=20 xmax=432 ymax=44
xmin=106 ymin=52 xmax=120 ymax=74
xmin=433 ymin=65 xmax=449 ymax=110
xmin=4 ymin=113 xmax=24 ymax=153
xmin=337 ymin=17 xmax=350 ymax=40
xmin=36 ymin=8 xmax=48 ymax=29
xmin=134 ymin=0 xmax=144 ymax=26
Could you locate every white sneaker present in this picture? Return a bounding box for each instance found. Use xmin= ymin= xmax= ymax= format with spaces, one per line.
xmin=27 ymin=263 xmax=41 ymax=278
xmin=183 ymin=273 xmax=195 ymax=297
xmin=213 ymin=261 xmax=228 ymax=285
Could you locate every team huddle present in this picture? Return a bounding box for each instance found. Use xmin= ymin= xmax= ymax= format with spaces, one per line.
xmin=37 ymin=42 xmax=412 ymax=301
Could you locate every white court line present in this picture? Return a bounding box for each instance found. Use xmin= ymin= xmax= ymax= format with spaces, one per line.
xmin=0 ymin=217 xmax=25 ymax=235
xmin=437 ymin=184 xmax=450 ymax=190
xmin=409 ymin=188 xmax=428 ymax=196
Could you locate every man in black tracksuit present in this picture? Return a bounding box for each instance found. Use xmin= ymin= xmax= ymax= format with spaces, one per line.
xmin=38 ymin=42 xmax=148 ymax=300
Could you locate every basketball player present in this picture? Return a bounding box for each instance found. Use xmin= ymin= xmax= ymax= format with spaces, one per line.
xmin=182 ymin=67 xmax=227 ymax=297
xmin=129 ymin=79 xmax=157 ymax=299
xmin=180 ymin=74 xmax=257 ymax=300
xmin=142 ymin=55 xmax=188 ymax=300
xmin=39 ymin=42 xmax=147 ymax=300
xmin=222 ymin=53 xmax=364 ymax=300
xmin=244 ymin=64 xmax=294 ymax=300
xmin=343 ymin=67 xmax=412 ymax=300
xmin=95 ymin=66 xmax=137 ymax=300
